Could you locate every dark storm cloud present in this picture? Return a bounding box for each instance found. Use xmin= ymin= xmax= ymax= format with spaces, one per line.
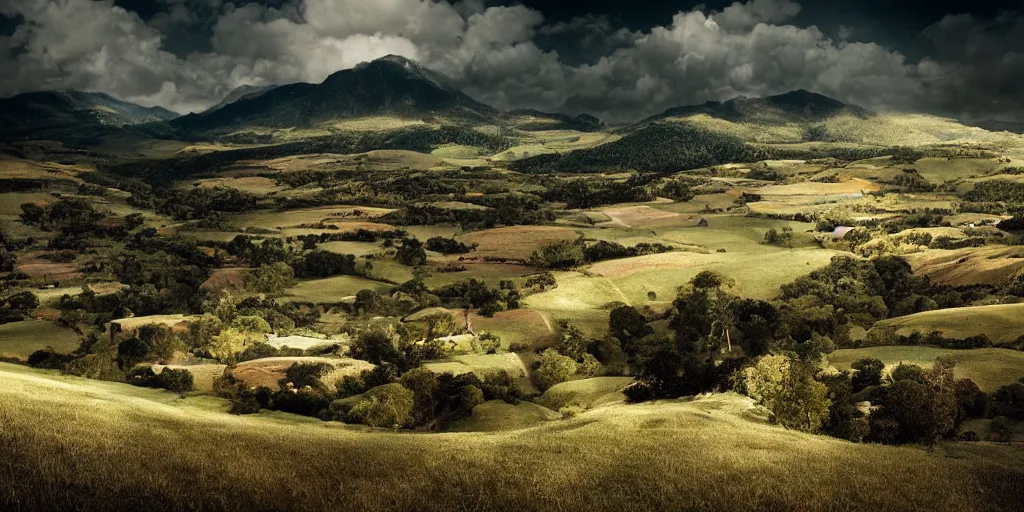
xmin=0 ymin=0 xmax=1020 ymax=123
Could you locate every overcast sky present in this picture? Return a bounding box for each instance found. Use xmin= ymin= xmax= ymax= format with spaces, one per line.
xmin=0 ymin=0 xmax=1021 ymax=123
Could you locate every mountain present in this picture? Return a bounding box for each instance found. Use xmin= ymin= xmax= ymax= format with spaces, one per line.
xmin=639 ymin=89 xmax=868 ymax=128
xmin=171 ymin=55 xmax=497 ymax=135
xmin=202 ymin=84 xmax=278 ymax=115
xmin=632 ymin=89 xmax=1016 ymax=147
xmin=0 ymin=90 xmax=178 ymax=141
xmin=508 ymin=109 xmax=604 ymax=132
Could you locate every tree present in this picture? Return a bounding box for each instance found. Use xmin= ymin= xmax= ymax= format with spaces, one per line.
xmin=850 ymin=357 xmax=885 ymax=392
xmin=232 ymin=315 xmax=272 ymax=336
xmin=1 ymin=290 xmax=40 ymax=324
xmin=742 ymin=354 xmax=831 ymax=432
xmin=556 ymin=321 xmax=591 ymax=361
xmin=525 ymin=272 xmax=557 ymax=291
xmin=347 ymin=383 xmax=414 ymax=428
xmin=137 ymin=323 xmax=182 ymax=362
xmin=207 ymin=328 xmax=249 ymax=361
xmin=889 ymin=363 xmax=927 ymax=384
xmin=245 ymin=262 xmax=295 ymax=294
xmin=991 ymin=380 xmax=1024 ymax=420
xmin=349 ymin=326 xmax=401 ymax=366
xmin=608 ymin=305 xmax=653 ymax=354
xmin=533 ymin=349 xmax=577 ymax=390
xmin=396 ymin=238 xmax=427 ymax=266
xmin=116 ymin=335 xmax=150 ymax=369
xmin=954 ymin=378 xmax=987 ymax=423
xmin=400 ymin=367 xmax=441 ymax=425
xmin=869 ymin=358 xmax=959 ymax=445
xmin=354 ymin=289 xmax=390 ymax=316
xmin=871 ymin=380 xmax=952 ymax=445
xmin=821 ymin=371 xmax=869 ymax=442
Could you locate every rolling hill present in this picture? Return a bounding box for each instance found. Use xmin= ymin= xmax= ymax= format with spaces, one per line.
xmin=3 ymin=362 xmax=1023 ymax=511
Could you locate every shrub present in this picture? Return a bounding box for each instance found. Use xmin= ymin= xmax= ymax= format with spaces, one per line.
xmin=425 ymin=237 xmax=476 ymax=254
xmin=480 ymin=370 xmax=522 ymax=404
xmin=291 ymin=250 xmax=357 ymax=278
xmin=279 ymin=362 xmax=333 ymax=391
xmin=763 ymin=227 xmax=794 ymax=248
xmin=125 ymin=366 xmax=194 ymax=393
xmin=27 ymin=348 xmax=74 ymax=369
xmin=528 ymin=239 xmax=585 ymax=269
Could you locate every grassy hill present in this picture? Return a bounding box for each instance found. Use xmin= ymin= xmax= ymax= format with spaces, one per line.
xmin=508 ymin=123 xmax=766 ymax=173
xmin=829 ymin=346 xmax=1024 ymax=392
xmin=867 ymin=303 xmax=1024 ymax=346
xmin=2 ymin=362 xmax=1023 ymax=511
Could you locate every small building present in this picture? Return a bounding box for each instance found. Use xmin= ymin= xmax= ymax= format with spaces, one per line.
xmin=831 ymin=226 xmax=856 ymax=239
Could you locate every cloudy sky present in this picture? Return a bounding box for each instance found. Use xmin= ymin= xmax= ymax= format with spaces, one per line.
xmin=0 ymin=0 xmax=1021 ymax=123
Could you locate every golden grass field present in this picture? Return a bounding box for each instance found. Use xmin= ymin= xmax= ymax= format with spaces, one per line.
xmin=904 ymin=246 xmax=1024 ymax=287
xmin=2 ymin=362 xmax=1023 ymax=512
xmin=280 ymin=275 xmax=392 ymax=303
xmin=829 ymin=346 xmax=1024 ymax=392
xmin=448 ymin=399 xmax=560 ymax=432
xmin=0 ymin=320 xmax=81 ymax=359
xmin=456 ymin=225 xmax=580 ymax=261
xmin=536 ymin=376 xmax=634 ymax=411
xmin=422 ymin=353 xmax=530 ymax=380
xmin=867 ymin=303 xmax=1024 ymax=346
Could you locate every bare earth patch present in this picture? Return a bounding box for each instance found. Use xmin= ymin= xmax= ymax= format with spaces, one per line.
xmin=457 ymin=226 xmax=580 ymax=261
xmin=600 ymin=205 xmax=688 ymax=228
xmin=231 ymin=357 xmax=376 ymax=390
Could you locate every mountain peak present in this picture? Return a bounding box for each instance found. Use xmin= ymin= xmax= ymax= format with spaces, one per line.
xmin=172 ymin=54 xmax=495 ymax=134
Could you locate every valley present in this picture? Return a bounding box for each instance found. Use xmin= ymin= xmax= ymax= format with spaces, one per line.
xmin=3 ymin=53 xmax=1024 ymax=511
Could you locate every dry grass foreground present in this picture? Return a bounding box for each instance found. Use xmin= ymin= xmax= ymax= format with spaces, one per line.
xmin=2 ymin=362 xmax=1023 ymax=512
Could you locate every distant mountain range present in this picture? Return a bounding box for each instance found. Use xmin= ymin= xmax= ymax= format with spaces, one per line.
xmin=0 ymin=55 xmax=1017 ymax=149
xmin=0 ymin=90 xmax=177 ymax=141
